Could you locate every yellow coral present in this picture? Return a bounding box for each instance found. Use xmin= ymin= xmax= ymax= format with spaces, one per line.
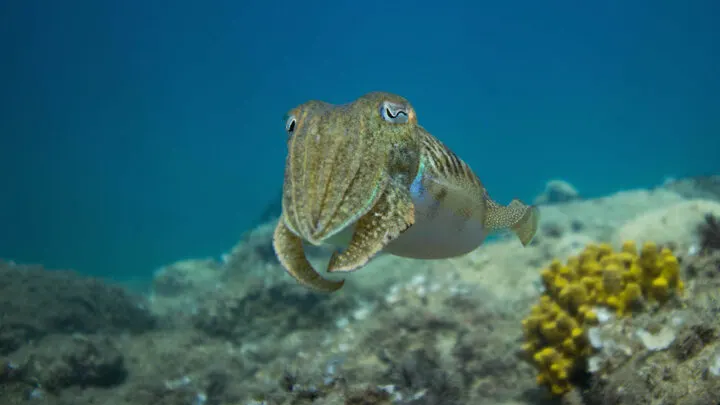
xmin=522 ymin=241 xmax=683 ymax=395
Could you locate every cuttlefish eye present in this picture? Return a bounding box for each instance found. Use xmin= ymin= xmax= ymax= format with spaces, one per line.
xmin=380 ymin=101 xmax=409 ymax=124
xmin=285 ymin=115 xmax=297 ymax=136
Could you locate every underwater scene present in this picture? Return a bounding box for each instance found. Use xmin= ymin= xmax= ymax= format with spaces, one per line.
xmin=1 ymin=1 xmax=719 ymax=405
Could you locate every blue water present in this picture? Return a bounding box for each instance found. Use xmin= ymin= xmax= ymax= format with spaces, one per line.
xmin=1 ymin=0 xmax=718 ymax=280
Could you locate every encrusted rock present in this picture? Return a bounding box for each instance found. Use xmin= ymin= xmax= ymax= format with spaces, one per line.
xmin=11 ymin=334 xmax=127 ymax=392
xmin=613 ymin=199 xmax=720 ymax=251
xmin=193 ymin=282 xmax=358 ymax=342
xmin=0 ymin=261 xmax=155 ymax=355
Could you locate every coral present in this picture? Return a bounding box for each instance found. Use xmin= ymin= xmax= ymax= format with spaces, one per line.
xmin=698 ymin=213 xmax=720 ymax=254
xmin=521 ymin=241 xmax=684 ymax=395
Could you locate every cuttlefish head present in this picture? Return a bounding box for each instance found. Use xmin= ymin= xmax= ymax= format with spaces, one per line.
xmin=273 ymin=92 xmax=421 ymax=292
xmin=281 ymin=91 xmax=419 ymax=245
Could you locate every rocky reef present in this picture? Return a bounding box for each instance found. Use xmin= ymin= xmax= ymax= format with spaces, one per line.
xmin=2 ymin=176 xmax=720 ymax=405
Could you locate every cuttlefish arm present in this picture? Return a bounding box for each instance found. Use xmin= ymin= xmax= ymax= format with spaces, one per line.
xmin=328 ymin=184 xmax=415 ymax=272
xmin=273 ymin=219 xmax=345 ymax=292
xmin=272 ymin=183 xmax=416 ymax=292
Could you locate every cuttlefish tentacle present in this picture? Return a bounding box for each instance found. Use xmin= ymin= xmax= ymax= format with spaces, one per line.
xmin=272 ymin=219 xmax=344 ymax=292
xmin=328 ymin=184 xmax=415 ymax=273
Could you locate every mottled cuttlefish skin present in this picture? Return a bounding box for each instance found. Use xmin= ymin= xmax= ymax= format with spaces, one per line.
xmin=272 ymin=91 xmax=540 ymax=293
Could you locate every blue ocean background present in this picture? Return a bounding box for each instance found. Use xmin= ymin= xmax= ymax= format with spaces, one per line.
xmin=1 ymin=0 xmax=718 ymax=280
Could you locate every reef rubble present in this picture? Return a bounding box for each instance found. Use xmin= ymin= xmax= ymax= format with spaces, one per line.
xmin=1 ymin=176 xmax=720 ymax=405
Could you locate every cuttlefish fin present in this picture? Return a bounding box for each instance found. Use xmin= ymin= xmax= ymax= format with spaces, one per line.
xmin=328 ymin=186 xmax=415 ymax=273
xmin=273 ymin=218 xmax=345 ymax=292
xmin=484 ymin=198 xmax=540 ymax=246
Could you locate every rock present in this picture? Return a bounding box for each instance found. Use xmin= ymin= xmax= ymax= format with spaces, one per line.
xmin=11 ymin=334 xmax=127 ymax=392
xmin=148 ymin=258 xmax=225 ymax=324
xmin=613 ymin=199 xmax=720 ymax=251
xmin=538 ymin=189 xmax=686 ymax=243
xmin=534 ymin=179 xmax=580 ymax=205
xmin=221 ymin=220 xmax=279 ymax=273
xmin=151 ymin=258 xmax=223 ymax=297
xmin=192 ymin=282 xmax=358 ymax=342
xmin=547 ymin=233 xmax=598 ymax=259
xmin=0 ymin=261 xmax=155 ymax=355
xmin=661 ymin=175 xmax=720 ymax=201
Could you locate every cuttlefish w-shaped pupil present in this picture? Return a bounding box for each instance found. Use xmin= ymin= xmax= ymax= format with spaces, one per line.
xmin=387 ymin=108 xmax=405 ymax=118
xmin=273 ymin=91 xmax=540 ymax=293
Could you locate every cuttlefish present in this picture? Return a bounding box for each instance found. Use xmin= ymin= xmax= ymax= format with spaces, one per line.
xmin=273 ymin=92 xmax=539 ymax=292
